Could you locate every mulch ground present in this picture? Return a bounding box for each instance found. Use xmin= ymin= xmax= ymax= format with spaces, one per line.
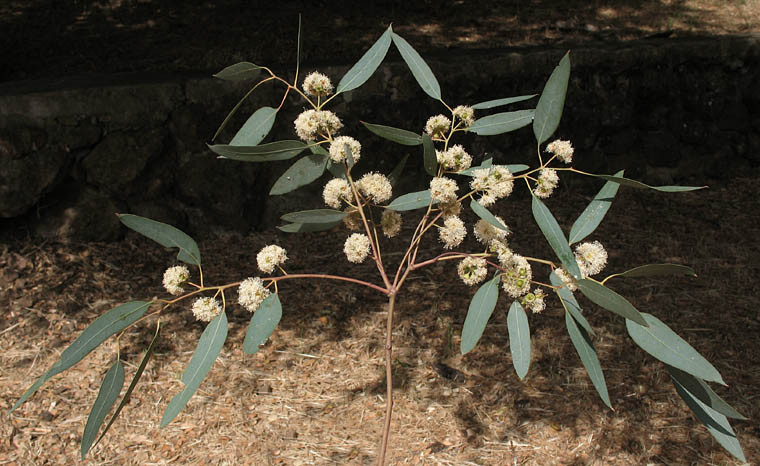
xmin=1 ymin=171 xmax=759 ymax=465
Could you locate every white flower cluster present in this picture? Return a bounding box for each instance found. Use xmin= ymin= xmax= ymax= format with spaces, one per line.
xmin=546 ymin=139 xmax=574 ymax=164
xmin=192 ymin=297 xmax=222 ymax=322
xmin=534 ymin=168 xmax=559 ymax=199
xmin=436 ymin=144 xmax=472 ymax=172
xmin=425 ymin=114 xmax=451 ymax=139
xmin=489 ymin=239 xmax=513 ymax=265
xmin=501 ymin=254 xmax=532 ymax=298
xmin=257 ymin=245 xmax=288 ymax=274
xmin=555 ymin=241 xmax=609 ymax=291
xmin=381 ymin=210 xmax=402 ymax=238
xmin=302 ymin=71 xmax=334 ymax=97
xmin=344 ymin=233 xmax=371 ymax=263
xmin=521 ymin=288 xmax=547 ymax=313
xmin=554 ymin=267 xmax=578 ymax=291
xmin=470 ymin=165 xmax=514 ymax=206
xmin=452 ymin=105 xmax=475 ymax=127
xmin=328 ymin=136 xmax=361 ymax=164
xmin=457 ymin=256 xmax=488 ymax=286
xmin=438 ymin=216 xmax=467 ymax=249
xmin=238 ymin=277 xmax=271 ymax=312
xmin=162 ymin=265 xmax=190 ymax=296
xmin=473 ymin=218 xmax=509 ymax=245
xmin=294 ymin=109 xmax=342 ymax=142
xmin=429 ymin=176 xmax=458 ymax=203
xmin=323 ymin=178 xmax=351 ymax=209
xmin=357 ymin=172 xmax=392 ymax=204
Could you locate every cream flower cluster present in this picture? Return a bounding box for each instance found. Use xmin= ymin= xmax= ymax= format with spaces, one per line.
xmin=357 ymin=173 xmax=392 ymax=204
xmin=162 ymin=265 xmax=189 ymax=296
xmin=534 ymin=168 xmax=559 ymax=199
xmin=457 ymin=256 xmax=488 ymax=286
xmin=257 ymin=245 xmax=288 ymax=274
xmin=436 ymin=144 xmax=472 ymax=172
xmin=575 ymin=240 xmax=608 ymax=276
xmin=323 ymin=178 xmax=351 ymax=209
xmin=429 ymin=176 xmax=458 ymax=203
xmin=425 ymin=114 xmax=451 ymax=139
xmin=546 ymin=139 xmax=574 ymax=164
xmin=501 ymin=254 xmax=532 ymax=298
xmin=302 ymin=71 xmax=334 ymax=97
xmin=470 ymin=165 xmax=514 ymax=206
xmin=294 ymin=109 xmax=342 ymax=142
xmin=554 ymin=267 xmax=578 ymax=291
xmin=192 ymin=297 xmax=222 ymax=322
xmin=344 ymin=233 xmax=371 ymax=263
xmin=381 ymin=210 xmax=402 ymax=238
xmin=473 ymin=218 xmax=509 ymax=245
xmin=489 ymin=239 xmax=513 ymax=265
xmin=328 ymin=136 xmax=361 ymax=164
xmin=452 ymin=105 xmax=475 ymax=127
xmin=439 ymin=216 xmax=467 ymax=249
xmin=238 ymin=277 xmax=271 ymax=312
xmin=521 ymin=288 xmax=547 ymax=313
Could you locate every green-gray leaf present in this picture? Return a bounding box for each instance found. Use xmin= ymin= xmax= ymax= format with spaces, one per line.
xmin=362 ymin=121 xmax=423 ymax=146
xmin=626 ymin=313 xmax=725 ymax=385
xmin=243 ymin=294 xmax=282 ymax=354
xmin=230 ymin=107 xmax=277 ymax=147
xmin=11 ymin=301 xmax=151 ymax=412
xmin=549 ymin=271 xmax=594 ymax=336
xmin=386 ymin=190 xmax=434 ymax=211
xmin=531 ymin=195 xmax=582 ymax=279
xmin=336 ymin=26 xmax=393 ymax=94
xmin=577 ymin=279 xmax=648 ymax=326
xmin=461 ymin=274 xmax=500 ymax=355
xmin=81 ymin=360 xmax=124 ymax=459
xmin=666 ymin=365 xmax=746 ymax=420
xmin=456 ymin=158 xmax=492 ymax=176
xmin=605 ymin=264 xmax=697 ymax=282
xmin=470 ymin=199 xmax=509 ymax=231
xmin=534 ymin=51 xmax=570 ymax=144
xmin=161 ymin=311 xmax=228 ymax=427
xmin=467 ymin=110 xmax=535 ymax=136
xmin=119 ymin=214 xmax=200 ymax=266
xmin=278 ymin=220 xmax=343 ymax=233
xmin=422 ymin=133 xmax=437 ymax=176
xmin=565 ymin=310 xmax=612 ymax=409
xmin=209 ymin=140 xmax=309 ymax=162
xmin=280 ymin=209 xmax=347 ymax=224
xmin=388 ymin=155 xmax=409 ymax=187
xmin=471 ymin=94 xmax=538 ymax=110
xmin=269 ymin=154 xmax=328 ymax=195
xmin=671 ymin=375 xmax=745 ymax=462
xmin=213 ymin=62 xmax=264 ymax=81
xmin=590 ymin=174 xmax=706 ymax=192
xmin=391 ymin=32 xmax=441 ymax=100
xmin=568 ymin=170 xmax=623 ymax=245
xmin=507 ymin=301 xmax=531 ymax=380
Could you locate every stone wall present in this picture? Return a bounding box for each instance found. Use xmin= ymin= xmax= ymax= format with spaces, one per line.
xmin=1 ymin=35 xmax=758 ymax=241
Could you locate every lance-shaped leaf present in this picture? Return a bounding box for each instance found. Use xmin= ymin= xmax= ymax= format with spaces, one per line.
xmin=12 ymin=301 xmax=151 ymax=412
xmin=531 ymin=195 xmax=582 ymax=279
xmin=209 ymin=140 xmax=308 ymax=162
xmin=269 ymin=154 xmax=328 ymax=195
xmin=534 ymin=51 xmax=570 ymax=144
xmin=588 ymin=173 xmax=706 ymax=192
xmin=626 ymin=313 xmax=725 ymax=384
xmin=671 ymin=374 xmax=746 ymax=462
xmin=550 ymin=271 xmax=595 ymax=336
xmin=94 ymin=322 xmax=161 ymax=450
xmin=281 ymin=209 xmax=347 ymax=224
xmin=243 ymin=294 xmax=283 ymax=354
xmin=666 ymin=365 xmax=746 ymax=420
xmin=161 ymin=311 xmax=228 ymax=427
xmin=391 ymin=32 xmax=441 ymax=100
xmin=471 ymin=94 xmax=538 ymax=110
xmin=507 ymin=301 xmax=531 ymax=380
xmin=388 ymin=154 xmax=409 ymax=187
xmin=362 ymin=121 xmax=422 ymax=146
xmin=213 ymin=62 xmax=264 ymax=81
xmin=229 ymin=107 xmax=277 ymax=147
xmin=422 ymin=133 xmax=437 ymax=176
xmin=461 ymin=274 xmax=500 ymax=355
xmin=277 ymin=220 xmax=343 ymax=233
xmin=565 ymin=310 xmax=612 ymax=409
xmin=577 ymin=279 xmax=648 ymax=326
xmin=386 ymin=190 xmax=434 ymax=211
xmin=470 ymin=199 xmax=509 ymax=231
xmin=344 ymin=142 xmax=355 ymax=169
xmin=119 ymin=214 xmax=200 ymax=266
xmin=336 ymin=25 xmax=393 ymax=94
xmin=568 ymin=170 xmax=623 ymax=245
xmin=604 ymin=264 xmax=697 ymax=282
xmin=81 ymin=359 xmax=124 ymax=459
xmin=467 ymin=110 xmax=535 ymax=136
